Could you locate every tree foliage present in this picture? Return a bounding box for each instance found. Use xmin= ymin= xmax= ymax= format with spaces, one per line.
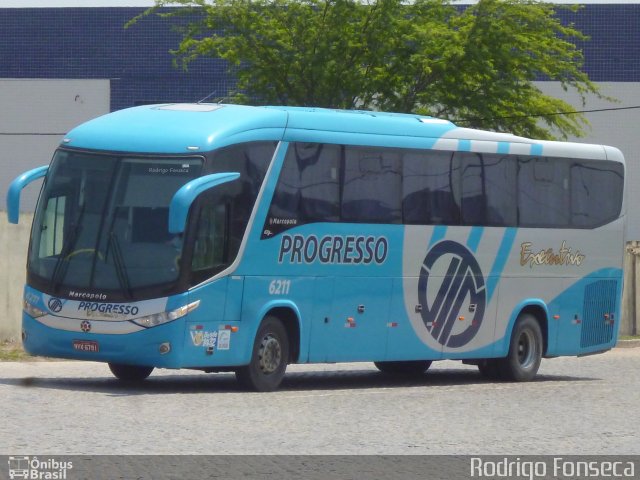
xmin=133 ymin=0 xmax=606 ymax=139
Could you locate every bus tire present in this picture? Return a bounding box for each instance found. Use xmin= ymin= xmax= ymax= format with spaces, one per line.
xmin=236 ymin=316 xmax=289 ymax=392
xmin=108 ymin=363 xmax=154 ymax=382
xmin=497 ymin=313 xmax=543 ymax=381
xmin=374 ymin=360 xmax=432 ymax=375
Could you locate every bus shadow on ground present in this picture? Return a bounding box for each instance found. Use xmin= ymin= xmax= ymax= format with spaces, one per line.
xmin=0 ymin=367 xmax=598 ymax=396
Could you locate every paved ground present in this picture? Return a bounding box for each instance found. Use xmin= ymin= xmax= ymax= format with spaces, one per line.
xmin=0 ymin=348 xmax=639 ymax=456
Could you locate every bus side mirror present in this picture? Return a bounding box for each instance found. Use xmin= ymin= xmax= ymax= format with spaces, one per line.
xmin=168 ymin=172 xmax=240 ymax=234
xmin=6 ymin=165 xmax=49 ymax=224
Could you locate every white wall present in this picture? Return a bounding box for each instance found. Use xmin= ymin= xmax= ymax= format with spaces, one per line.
xmin=0 ymin=213 xmax=33 ymax=341
xmin=0 ymin=79 xmax=109 ymax=340
xmin=1 ymin=79 xmax=110 ymax=211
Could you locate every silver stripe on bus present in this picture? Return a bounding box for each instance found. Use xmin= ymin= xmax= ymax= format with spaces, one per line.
xmin=35 ymin=315 xmax=145 ymax=334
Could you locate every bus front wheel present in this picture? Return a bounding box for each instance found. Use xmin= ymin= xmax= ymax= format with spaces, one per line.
xmin=108 ymin=363 xmax=154 ymax=382
xmin=497 ymin=313 xmax=543 ymax=381
xmin=374 ymin=360 xmax=432 ymax=375
xmin=236 ymin=316 xmax=289 ymax=392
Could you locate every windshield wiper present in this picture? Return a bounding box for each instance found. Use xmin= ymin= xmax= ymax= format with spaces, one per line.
xmin=49 ymin=203 xmax=86 ymax=293
xmin=108 ymin=232 xmax=133 ymax=299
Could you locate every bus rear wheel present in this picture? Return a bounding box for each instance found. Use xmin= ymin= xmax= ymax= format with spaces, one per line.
xmin=374 ymin=360 xmax=432 ymax=375
xmin=236 ymin=316 xmax=289 ymax=392
xmin=108 ymin=363 xmax=154 ymax=382
xmin=496 ymin=313 xmax=543 ymax=381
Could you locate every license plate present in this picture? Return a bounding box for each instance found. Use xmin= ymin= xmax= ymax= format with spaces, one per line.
xmin=72 ymin=340 xmax=99 ymax=352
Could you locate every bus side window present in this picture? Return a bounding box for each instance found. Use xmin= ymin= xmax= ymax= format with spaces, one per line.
xmin=456 ymin=152 xmax=517 ymax=226
xmin=191 ymin=200 xmax=228 ymax=276
xmin=297 ymin=143 xmax=340 ymax=222
xmin=570 ymin=160 xmax=624 ymax=228
xmin=342 ymin=147 xmax=402 ymax=224
xmin=266 ymin=142 xmax=340 ymax=233
xmin=518 ymin=157 xmax=570 ymax=227
xmin=38 ymin=194 xmax=66 ymax=257
xmin=402 ymin=150 xmax=458 ymax=225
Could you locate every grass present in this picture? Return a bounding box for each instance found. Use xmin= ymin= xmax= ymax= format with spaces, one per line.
xmin=0 ymin=341 xmax=31 ymax=361
xmin=619 ymin=335 xmax=640 ymax=341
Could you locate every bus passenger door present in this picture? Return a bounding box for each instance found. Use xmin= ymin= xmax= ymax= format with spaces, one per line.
xmin=309 ymin=277 xmax=391 ymax=362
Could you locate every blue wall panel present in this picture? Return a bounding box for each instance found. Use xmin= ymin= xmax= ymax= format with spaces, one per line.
xmin=0 ymin=8 xmax=233 ymax=111
xmin=0 ymin=5 xmax=638 ymax=113
xmin=556 ymin=5 xmax=640 ymax=82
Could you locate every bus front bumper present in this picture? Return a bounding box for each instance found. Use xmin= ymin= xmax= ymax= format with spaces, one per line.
xmin=22 ymin=313 xmax=185 ymax=368
xmin=22 ymin=313 xmax=252 ymax=369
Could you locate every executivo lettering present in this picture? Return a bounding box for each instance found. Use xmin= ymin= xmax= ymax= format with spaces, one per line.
xmin=520 ymin=241 xmax=585 ymax=268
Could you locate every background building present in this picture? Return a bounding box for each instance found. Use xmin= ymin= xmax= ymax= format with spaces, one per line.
xmin=1 ymin=0 xmax=638 ymax=339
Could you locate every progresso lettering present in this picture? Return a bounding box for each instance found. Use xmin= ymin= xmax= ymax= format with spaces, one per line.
xmin=278 ymin=234 xmax=388 ymax=265
xmin=77 ymin=302 xmax=140 ymax=316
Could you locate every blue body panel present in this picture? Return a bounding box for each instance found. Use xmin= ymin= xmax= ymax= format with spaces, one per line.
xmin=63 ymin=105 xmax=289 ymax=153
xmin=62 ymin=104 xmax=458 ymax=154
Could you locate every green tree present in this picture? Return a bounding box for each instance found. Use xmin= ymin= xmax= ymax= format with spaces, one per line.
xmin=133 ymin=0 xmax=606 ymax=139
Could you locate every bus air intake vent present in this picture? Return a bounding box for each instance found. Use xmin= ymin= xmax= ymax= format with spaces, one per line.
xmin=580 ymin=279 xmax=617 ymax=348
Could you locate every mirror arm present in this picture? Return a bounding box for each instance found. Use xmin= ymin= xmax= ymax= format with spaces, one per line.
xmin=168 ymin=172 xmax=240 ymax=234
xmin=6 ymin=165 xmax=49 ymax=224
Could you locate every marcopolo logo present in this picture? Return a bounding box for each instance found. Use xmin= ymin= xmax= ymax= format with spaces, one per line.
xmin=418 ymin=240 xmax=486 ymax=348
xmin=47 ymin=298 xmax=63 ymax=314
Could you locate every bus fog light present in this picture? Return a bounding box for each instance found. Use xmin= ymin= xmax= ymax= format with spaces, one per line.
xmin=132 ymin=300 xmax=200 ymax=328
xmin=159 ymin=342 xmax=171 ymax=355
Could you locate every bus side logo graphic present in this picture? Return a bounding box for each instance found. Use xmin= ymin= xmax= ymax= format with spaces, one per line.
xmin=418 ymin=240 xmax=486 ymax=348
xmin=47 ymin=298 xmax=63 ymax=313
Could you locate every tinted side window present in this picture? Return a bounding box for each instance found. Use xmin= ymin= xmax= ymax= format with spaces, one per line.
xmin=518 ymin=156 xmax=571 ymax=227
xmin=342 ymin=147 xmax=402 ymax=223
xmin=402 ymin=150 xmax=459 ymax=225
xmin=265 ymin=142 xmax=623 ymax=233
xmin=267 ymin=143 xmax=341 ymax=236
xmin=206 ymin=142 xmax=275 ymax=195
xmin=571 ymin=160 xmax=623 ymax=227
xmin=456 ymin=152 xmax=517 ymax=226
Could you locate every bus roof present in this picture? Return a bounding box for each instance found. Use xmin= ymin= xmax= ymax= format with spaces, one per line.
xmin=62 ymin=103 xmax=620 ymax=161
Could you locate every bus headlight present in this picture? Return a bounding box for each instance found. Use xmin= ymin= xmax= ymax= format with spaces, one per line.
xmin=23 ymin=300 xmax=47 ymax=318
xmin=132 ymin=300 xmax=200 ymax=328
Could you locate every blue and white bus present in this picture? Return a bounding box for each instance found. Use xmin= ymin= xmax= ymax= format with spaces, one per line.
xmin=7 ymin=104 xmax=625 ymax=391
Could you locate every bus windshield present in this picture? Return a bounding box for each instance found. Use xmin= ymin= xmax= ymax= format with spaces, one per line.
xmin=28 ymin=150 xmax=203 ymax=298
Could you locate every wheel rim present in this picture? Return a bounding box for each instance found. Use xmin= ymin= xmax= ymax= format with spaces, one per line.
xmin=517 ymin=329 xmax=537 ymax=370
xmin=258 ymin=333 xmax=282 ymax=374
